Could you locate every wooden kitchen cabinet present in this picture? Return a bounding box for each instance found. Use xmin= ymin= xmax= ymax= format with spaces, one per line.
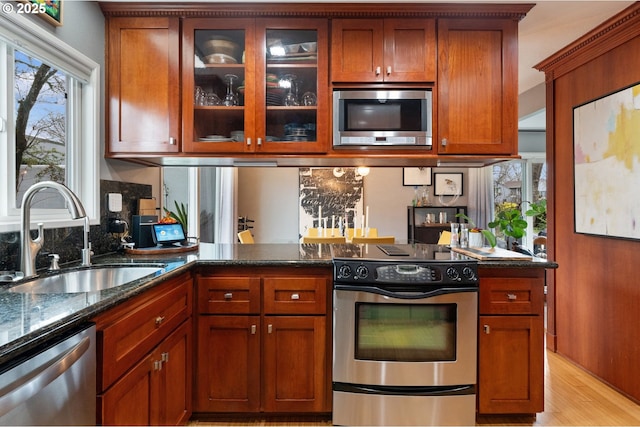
xmin=182 ymin=18 xmax=329 ymax=154
xmin=106 ymin=17 xmax=181 ymax=154
xmin=194 ymin=267 xmax=330 ymax=414
xmin=477 ymin=268 xmax=545 ymax=415
xmin=93 ymin=272 xmax=193 ymax=425
xmin=437 ymin=19 xmax=519 ymax=155
xmin=331 ymin=18 xmax=436 ymax=83
xmin=99 ymin=320 xmax=192 ymax=425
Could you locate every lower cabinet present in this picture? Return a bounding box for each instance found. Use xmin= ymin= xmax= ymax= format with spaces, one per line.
xmin=194 ymin=267 xmax=331 ymax=414
xmin=477 ymin=267 xmax=545 ymax=415
xmin=93 ymin=272 xmax=193 ymax=425
xmin=99 ymin=320 xmax=192 ymax=425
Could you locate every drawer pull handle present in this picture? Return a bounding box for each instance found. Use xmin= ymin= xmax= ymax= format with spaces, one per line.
xmin=291 ymin=293 xmax=300 ymax=300
xmin=251 ymin=325 xmax=257 ymax=335
xmin=483 ymin=325 xmax=490 ymax=334
xmin=155 ymin=316 xmax=165 ymax=326
xmin=507 ymin=293 xmax=517 ymax=301
xmin=268 ymin=324 xmax=273 ymax=334
xmin=224 ymin=292 xmax=233 ymax=300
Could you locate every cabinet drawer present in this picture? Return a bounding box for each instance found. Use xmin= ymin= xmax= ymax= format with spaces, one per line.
xmin=198 ymin=276 xmax=261 ymax=314
xmin=263 ymin=277 xmax=326 ymax=315
xmin=95 ymin=274 xmax=192 ymax=390
xmin=479 ymin=277 xmax=544 ymax=315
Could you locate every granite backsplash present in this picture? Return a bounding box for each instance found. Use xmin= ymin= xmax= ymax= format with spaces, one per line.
xmin=0 ymin=180 xmax=155 ymax=272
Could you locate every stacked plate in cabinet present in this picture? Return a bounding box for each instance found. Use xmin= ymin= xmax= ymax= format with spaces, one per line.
xmin=198 ymin=135 xmax=233 ymax=142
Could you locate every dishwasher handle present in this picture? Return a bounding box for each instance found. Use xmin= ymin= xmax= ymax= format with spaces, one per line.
xmin=0 ymin=335 xmax=91 ymax=418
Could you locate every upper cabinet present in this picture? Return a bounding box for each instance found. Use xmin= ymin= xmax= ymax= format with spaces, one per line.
xmin=182 ymin=18 xmax=328 ymax=154
xmin=436 ymin=19 xmax=519 ymax=155
xmin=106 ymin=17 xmax=181 ymax=154
xmin=331 ymin=19 xmax=436 ymax=83
xmin=101 ymin=3 xmax=531 ymax=164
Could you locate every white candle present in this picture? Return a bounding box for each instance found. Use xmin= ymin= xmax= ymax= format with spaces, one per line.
xmin=365 ymin=206 xmax=369 ymax=229
xmin=361 ymin=215 xmax=365 ymax=235
xmin=318 ymin=206 xmax=322 ymax=225
xmin=332 ymin=215 xmax=335 ymax=231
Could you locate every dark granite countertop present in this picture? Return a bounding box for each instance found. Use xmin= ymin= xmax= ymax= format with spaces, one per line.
xmin=0 ymin=243 xmax=556 ymax=369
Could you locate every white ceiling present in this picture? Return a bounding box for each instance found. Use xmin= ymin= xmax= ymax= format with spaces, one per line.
xmin=518 ymin=0 xmax=634 ymax=94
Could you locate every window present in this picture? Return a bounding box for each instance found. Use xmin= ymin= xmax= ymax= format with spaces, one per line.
xmin=492 ymin=154 xmax=547 ymax=249
xmin=0 ymin=12 xmax=99 ymax=232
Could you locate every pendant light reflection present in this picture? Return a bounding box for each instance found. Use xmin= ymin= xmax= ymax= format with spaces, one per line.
xmin=356 ymin=166 xmax=370 ymax=177
xmin=332 ymin=167 xmax=369 ymax=177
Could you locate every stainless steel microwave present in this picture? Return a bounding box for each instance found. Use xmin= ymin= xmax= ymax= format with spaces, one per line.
xmin=333 ymin=89 xmax=432 ymax=148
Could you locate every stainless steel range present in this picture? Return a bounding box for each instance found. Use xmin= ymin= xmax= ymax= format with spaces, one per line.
xmin=331 ymin=244 xmax=478 ymax=426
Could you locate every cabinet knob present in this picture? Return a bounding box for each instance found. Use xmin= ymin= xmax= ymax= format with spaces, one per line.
xmin=224 ymin=292 xmax=233 ymax=300
xmin=375 ymin=66 xmax=381 ymax=76
xmin=441 ymin=138 xmax=448 ymax=147
xmin=161 ymin=352 xmax=169 ymax=363
xmin=386 ymin=66 xmax=392 ymax=75
xmin=246 ymin=137 xmax=252 ymax=146
xmin=169 ymin=137 xmax=176 ymax=145
xmin=154 ymin=360 xmax=162 ymax=371
xmin=155 ymin=316 xmax=165 ymax=326
xmin=507 ymin=293 xmax=517 ymax=301
xmin=483 ymin=324 xmax=490 ymax=334
xmin=251 ymin=324 xmax=257 ymax=335
xmin=257 ymin=138 xmax=262 ymax=146
xmin=268 ymin=324 xmax=273 ymax=334
xmin=291 ymin=293 xmax=300 ymax=300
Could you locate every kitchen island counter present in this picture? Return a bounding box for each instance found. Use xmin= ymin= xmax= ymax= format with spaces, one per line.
xmin=0 ymin=243 xmax=556 ymax=368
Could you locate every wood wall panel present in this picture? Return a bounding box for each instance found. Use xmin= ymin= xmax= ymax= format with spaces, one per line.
xmin=535 ymin=3 xmax=640 ymax=404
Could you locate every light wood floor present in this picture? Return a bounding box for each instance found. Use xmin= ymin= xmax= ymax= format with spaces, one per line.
xmin=190 ymin=349 xmax=640 ymax=426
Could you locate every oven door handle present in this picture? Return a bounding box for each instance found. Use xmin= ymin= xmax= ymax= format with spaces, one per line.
xmin=334 ymin=284 xmax=478 ymax=299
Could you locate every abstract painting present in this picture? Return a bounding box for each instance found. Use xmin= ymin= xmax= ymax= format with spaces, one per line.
xmin=299 ymin=168 xmax=364 ymax=238
xmin=573 ymin=82 xmax=640 ymax=239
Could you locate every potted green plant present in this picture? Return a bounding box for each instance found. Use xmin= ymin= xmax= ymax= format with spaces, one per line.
xmin=487 ymin=207 xmax=529 ymax=250
xmin=525 ymin=199 xmax=547 ymax=233
xmin=162 ymin=201 xmax=188 ymax=231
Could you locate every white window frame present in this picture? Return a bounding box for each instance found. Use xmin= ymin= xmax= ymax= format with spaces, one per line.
xmin=0 ymin=12 xmax=100 ymax=232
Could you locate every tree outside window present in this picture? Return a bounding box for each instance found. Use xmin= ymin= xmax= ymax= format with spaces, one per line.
xmin=14 ymin=50 xmax=67 ymax=209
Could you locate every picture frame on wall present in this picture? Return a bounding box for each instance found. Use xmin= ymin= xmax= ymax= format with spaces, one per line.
xmin=573 ymin=81 xmax=640 ymax=240
xmin=23 ymin=0 xmax=63 ymax=27
xmin=402 ymin=167 xmax=432 ymax=186
xmin=434 ymin=173 xmax=463 ymax=196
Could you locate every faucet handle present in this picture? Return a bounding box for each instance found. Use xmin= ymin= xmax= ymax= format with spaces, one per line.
xmin=48 ymin=254 xmax=60 ymax=271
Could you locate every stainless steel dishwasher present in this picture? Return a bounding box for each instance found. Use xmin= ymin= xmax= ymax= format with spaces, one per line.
xmin=0 ymin=324 xmax=96 ymax=425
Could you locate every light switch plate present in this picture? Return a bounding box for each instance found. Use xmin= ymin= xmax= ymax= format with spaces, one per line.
xmin=107 ymin=193 xmax=123 ymax=212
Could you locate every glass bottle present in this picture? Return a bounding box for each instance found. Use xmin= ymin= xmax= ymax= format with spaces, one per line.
xmin=421 ymin=187 xmax=430 ymax=206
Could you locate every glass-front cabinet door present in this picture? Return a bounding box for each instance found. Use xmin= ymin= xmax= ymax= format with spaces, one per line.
xmin=182 ymin=18 xmax=327 ymax=154
xmin=183 ymin=18 xmax=254 ymax=153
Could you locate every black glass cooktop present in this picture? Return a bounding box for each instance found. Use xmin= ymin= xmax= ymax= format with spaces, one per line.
xmin=330 ymin=243 xmax=474 ymax=263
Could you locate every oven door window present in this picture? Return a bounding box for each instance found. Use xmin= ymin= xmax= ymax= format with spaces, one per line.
xmin=355 ymin=303 xmax=456 ymax=362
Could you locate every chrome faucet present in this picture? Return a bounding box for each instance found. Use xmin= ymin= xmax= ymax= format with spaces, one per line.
xmin=20 ymin=181 xmax=92 ymax=278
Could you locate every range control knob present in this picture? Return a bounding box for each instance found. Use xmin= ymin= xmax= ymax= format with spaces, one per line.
xmin=355 ymin=265 xmax=369 ymax=279
xmin=462 ymin=266 xmax=477 ymax=281
xmin=445 ymin=266 xmax=460 ymax=281
xmin=338 ymin=264 xmax=352 ymax=279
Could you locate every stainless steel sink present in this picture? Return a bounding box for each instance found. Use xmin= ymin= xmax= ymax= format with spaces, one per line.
xmin=8 ymin=265 xmax=165 ymax=294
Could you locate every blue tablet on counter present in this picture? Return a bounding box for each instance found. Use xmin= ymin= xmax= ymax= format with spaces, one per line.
xmin=151 ymin=223 xmax=186 ymax=246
